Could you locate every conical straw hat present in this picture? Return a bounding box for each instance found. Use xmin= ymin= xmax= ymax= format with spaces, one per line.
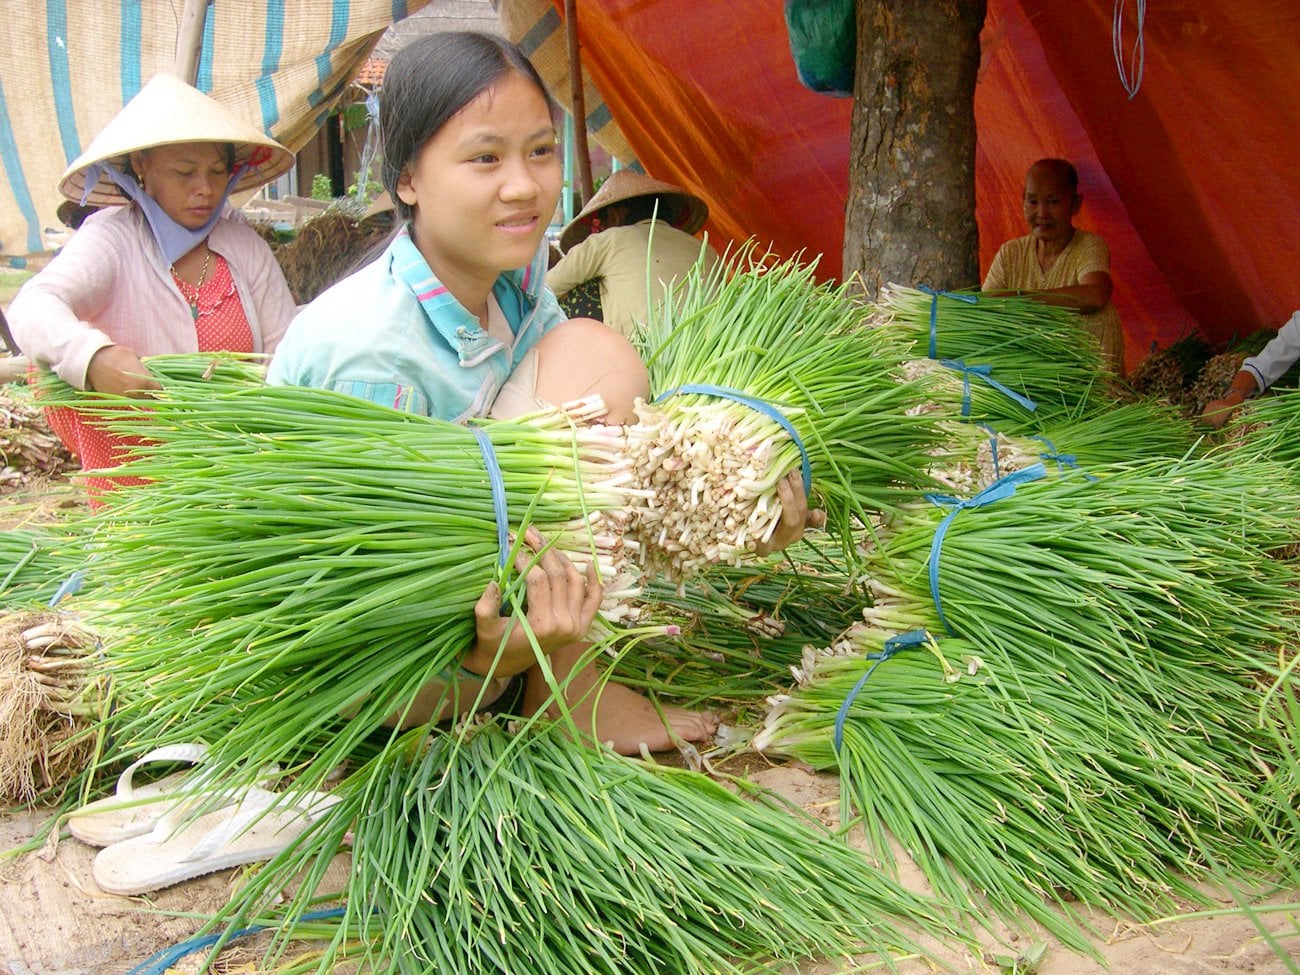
xmin=59 ymin=73 xmax=294 ymax=206
xmin=559 ymin=169 xmax=708 ymax=252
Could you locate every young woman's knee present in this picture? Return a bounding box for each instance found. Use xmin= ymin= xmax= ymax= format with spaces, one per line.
xmin=534 ymin=319 xmax=649 ymax=422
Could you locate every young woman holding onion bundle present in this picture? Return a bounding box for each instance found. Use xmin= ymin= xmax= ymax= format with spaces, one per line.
xmin=268 ymin=31 xmax=820 ymax=755
xmin=8 ymin=74 xmax=297 ymax=499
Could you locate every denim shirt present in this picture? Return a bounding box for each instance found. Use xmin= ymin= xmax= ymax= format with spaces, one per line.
xmin=267 ymin=225 xmax=564 ymax=422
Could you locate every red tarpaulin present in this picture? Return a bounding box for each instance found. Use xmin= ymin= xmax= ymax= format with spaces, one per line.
xmin=560 ymin=0 xmax=1300 ymax=373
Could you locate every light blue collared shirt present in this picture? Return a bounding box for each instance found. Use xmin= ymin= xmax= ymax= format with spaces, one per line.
xmin=267 ymin=225 xmax=564 ymax=422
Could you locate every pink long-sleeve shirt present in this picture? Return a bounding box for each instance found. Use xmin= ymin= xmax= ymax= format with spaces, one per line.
xmin=9 ymin=203 xmax=295 ymax=388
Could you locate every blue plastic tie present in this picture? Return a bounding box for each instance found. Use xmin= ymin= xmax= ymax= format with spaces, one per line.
xmin=924 ymin=463 xmax=1046 ymax=634
xmin=125 ymin=907 xmax=347 ymax=975
xmin=1030 ymin=434 xmax=1099 ymax=481
xmin=48 ymin=569 xmax=85 ymax=607
xmin=471 ymin=424 xmax=510 ymax=569
xmin=655 ymin=383 xmax=812 ymax=495
xmin=976 ymin=422 xmax=1001 ymax=480
xmin=832 ymin=629 xmax=930 ymax=753
xmin=917 ymin=284 xmax=979 ymax=360
xmin=939 ymin=359 xmax=1038 ymax=417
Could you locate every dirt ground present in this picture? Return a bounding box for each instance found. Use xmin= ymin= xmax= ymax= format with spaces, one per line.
xmin=1 ymin=764 xmax=1297 ymax=975
xmin=1 ymin=395 xmax=1297 ymax=975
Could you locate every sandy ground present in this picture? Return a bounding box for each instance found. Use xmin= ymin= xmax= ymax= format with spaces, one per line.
xmin=1 ymin=763 xmax=1297 ymax=974
xmin=1 ymin=411 xmax=1297 ymax=975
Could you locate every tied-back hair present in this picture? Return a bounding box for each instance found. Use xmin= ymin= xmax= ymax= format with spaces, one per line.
xmin=380 ymin=31 xmax=557 ymax=222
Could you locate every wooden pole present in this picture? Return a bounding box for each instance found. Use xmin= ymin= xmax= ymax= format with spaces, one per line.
xmin=563 ymin=0 xmax=595 ymax=205
xmin=173 ymin=0 xmax=209 ymax=85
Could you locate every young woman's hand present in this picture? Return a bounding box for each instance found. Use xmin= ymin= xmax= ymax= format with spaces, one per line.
xmin=465 ymin=527 xmax=603 ymax=677
xmin=755 ymin=470 xmax=826 ymax=556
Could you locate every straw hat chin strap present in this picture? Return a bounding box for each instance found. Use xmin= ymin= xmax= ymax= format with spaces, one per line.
xmin=82 ymin=160 xmax=244 ymax=265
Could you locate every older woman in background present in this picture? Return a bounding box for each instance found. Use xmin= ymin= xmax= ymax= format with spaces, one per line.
xmin=983 ymin=158 xmax=1124 ymax=373
xmin=8 ymin=73 xmax=296 ymax=496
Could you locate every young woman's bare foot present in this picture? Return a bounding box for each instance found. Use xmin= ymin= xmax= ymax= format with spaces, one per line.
xmin=524 ymin=642 xmax=718 ymax=755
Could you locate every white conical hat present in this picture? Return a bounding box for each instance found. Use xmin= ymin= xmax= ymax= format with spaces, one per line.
xmin=59 ymin=73 xmax=294 ymax=206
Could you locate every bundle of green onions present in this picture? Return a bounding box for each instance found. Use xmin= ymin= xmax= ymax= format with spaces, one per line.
xmin=0 ymin=610 xmax=103 ymax=803
xmin=611 ymin=540 xmax=873 ymax=710
xmin=198 ymin=718 xmax=962 ymax=975
xmin=630 ymin=249 xmax=944 ymax=576
xmin=0 ymin=525 xmax=89 ymax=610
xmin=35 ymin=356 xmax=666 ymax=787
xmin=926 ymin=398 xmax=1200 ymax=494
xmin=770 ymin=455 xmax=1300 ymax=910
xmin=874 ymin=285 xmax=1112 ymax=427
xmin=1219 ymin=386 xmax=1300 ymax=470
xmin=751 ymin=623 xmax=1296 ymax=952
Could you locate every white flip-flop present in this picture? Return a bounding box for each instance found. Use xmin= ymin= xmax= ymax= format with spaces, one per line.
xmin=67 ymin=743 xmax=278 ymax=848
xmin=92 ymin=788 xmax=340 ymax=896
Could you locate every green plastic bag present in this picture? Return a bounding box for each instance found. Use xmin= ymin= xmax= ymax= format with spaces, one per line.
xmin=784 ymin=0 xmax=856 ymax=97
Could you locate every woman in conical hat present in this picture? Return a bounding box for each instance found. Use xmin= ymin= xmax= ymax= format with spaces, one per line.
xmin=8 ymin=73 xmax=297 ymax=498
xmin=546 ymin=169 xmax=720 ymax=337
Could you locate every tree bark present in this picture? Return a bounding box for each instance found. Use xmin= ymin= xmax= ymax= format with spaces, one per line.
xmin=844 ymin=0 xmax=986 ymax=299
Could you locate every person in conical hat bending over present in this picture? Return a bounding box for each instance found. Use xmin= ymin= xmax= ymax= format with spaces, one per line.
xmin=546 ymin=169 xmax=721 ymax=338
xmin=8 ymin=73 xmax=296 ymax=499
xmin=268 ymin=31 xmax=822 ymax=755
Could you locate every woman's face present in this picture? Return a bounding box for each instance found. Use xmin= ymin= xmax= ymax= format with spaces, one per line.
xmin=131 ymin=143 xmax=231 ymax=230
xmin=1022 ymin=165 xmax=1081 ymax=247
xmin=397 ymin=71 xmax=561 ymax=294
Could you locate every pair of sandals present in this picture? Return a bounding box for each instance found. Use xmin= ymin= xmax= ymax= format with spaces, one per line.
xmin=67 ymin=743 xmax=339 ymax=896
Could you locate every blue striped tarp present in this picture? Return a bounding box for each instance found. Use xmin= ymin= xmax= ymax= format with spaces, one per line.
xmin=1 ymin=0 xmax=421 ymax=257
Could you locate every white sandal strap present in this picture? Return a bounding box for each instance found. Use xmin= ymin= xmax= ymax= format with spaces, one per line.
xmin=115 ymin=743 xmax=210 ymax=800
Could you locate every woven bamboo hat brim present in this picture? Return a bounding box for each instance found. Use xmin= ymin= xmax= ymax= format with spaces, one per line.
xmin=59 ymin=73 xmax=294 ymax=206
xmin=559 ymin=170 xmax=709 ymax=252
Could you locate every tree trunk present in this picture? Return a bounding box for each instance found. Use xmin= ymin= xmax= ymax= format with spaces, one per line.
xmin=844 ymin=0 xmax=986 ymax=299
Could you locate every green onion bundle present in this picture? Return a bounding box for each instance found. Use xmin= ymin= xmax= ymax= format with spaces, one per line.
xmin=1 ymin=610 xmax=104 ymax=804
xmin=927 ymin=399 xmax=1200 ymax=494
xmin=611 ymin=541 xmax=872 ymax=709
xmin=1220 ymin=386 xmax=1300 ymax=470
xmin=630 ymin=249 xmax=944 ymax=576
xmin=865 ymin=456 xmax=1299 ymax=680
xmin=751 ymin=626 xmax=1288 ymax=952
xmin=209 ymin=719 xmax=960 ymax=975
xmin=833 ymin=457 xmax=1300 ymax=870
xmin=0 ymin=525 xmax=88 ymax=609
xmin=875 ymin=285 xmax=1111 ymax=427
xmin=39 ymin=356 xmax=656 ymax=787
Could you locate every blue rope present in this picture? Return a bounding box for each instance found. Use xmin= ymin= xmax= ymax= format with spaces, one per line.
xmin=1031 ymin=434 xmax=1099 ymax=481
xmin=48 ymin=569 xmax=85 ymax=607
xmin=924 ymin=463 xmax=1046 ymax=634
xmin=975 ymin=422 xmax=1001 ymax=480
xmin=832 ymin=629 xmax=930 ymax=753
xmin=471 ymin=424 xmax=510 ymax=569
xmin=124 ymin=907 xmax=348 ymax=975
xmin=939 ymin=359 xmax=1038 ymax=418
xmin=654 ymin=383 xmax=812 ymax=495
xmin=917 ymin=284 xmax=979 ymax=360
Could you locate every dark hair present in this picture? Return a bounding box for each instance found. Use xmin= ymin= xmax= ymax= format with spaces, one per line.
xmin=604 ymin=195 xmax=665 ymax=226
xmin=1029 ymin=158 xmax=1079 ymax=194
xmin=380 ymin=31 xmax=556 ymax=220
